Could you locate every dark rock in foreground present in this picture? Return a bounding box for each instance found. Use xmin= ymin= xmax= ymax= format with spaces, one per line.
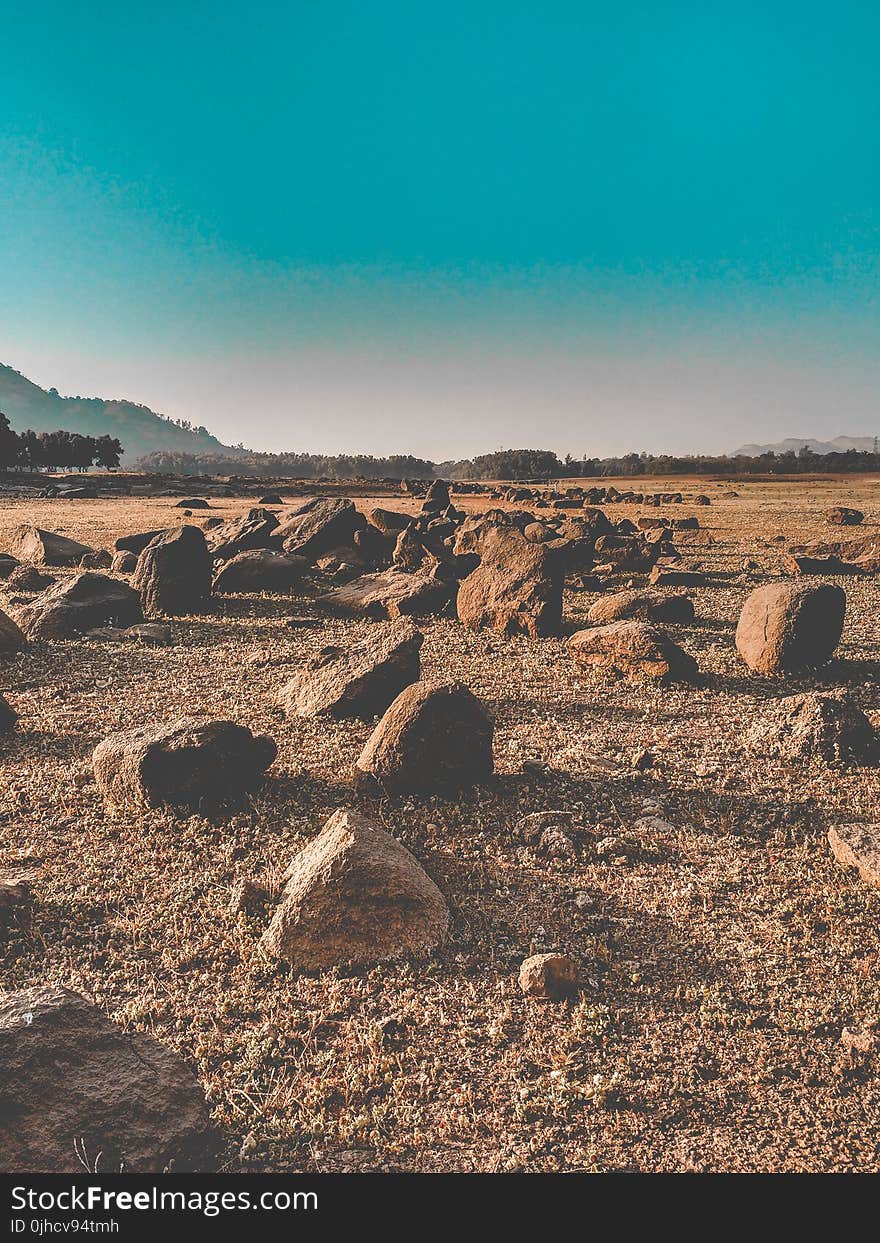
xmin=0 ymin=986 xmax=217 ymax=1172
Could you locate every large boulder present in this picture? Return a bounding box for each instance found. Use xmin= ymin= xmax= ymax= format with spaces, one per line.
xmin=319 ymin=569 xmax=452 ymax=620
xmin=735 ymin=582 xmax=846 ymax=674
xmin=93 ymin=716 xmax=277 ymax=813
xmin=260 ymin=808 xmax=449 ymax=969
xmin=587 ymin=589 xmax=694 ymax=625
xmin=205 ymin=508 xmax=279 ymax=560
xmin=452 ymin=510 xmax=512 ymax=557
xmin=355 ymin=679 xmax=494 ymax=795
xmin=746 ymin=690 xmax=877 ymax=764
xmin=14 ymin=573 xmax=143 ymax=639
xmin=132 ymin=525 xmax=212 ymax=616
xmin=277 ymin=620 xmax=422 ymax=719
xmin=0 ymin=607 xmax=26 ymax=651
xmin=277 ymin=499 xmax=365 ymax=559
xmin=0 ymin=986 xmax=217 ymax=1172
xmin=456 ymin=527 xmax=563 ymax=638
xmin=212 ymin=549 xmax=306 ymax=593
xmin=568 ymin=620 xmax=698 ymax=683
xmin=7 ymin=525 xmax=94 ymax=566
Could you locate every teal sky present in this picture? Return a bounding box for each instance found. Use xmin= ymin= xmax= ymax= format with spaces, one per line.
xmin=2 ymin=1 xmax=879 ymax=457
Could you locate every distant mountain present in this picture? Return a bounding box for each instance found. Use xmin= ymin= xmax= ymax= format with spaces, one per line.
xmin=0 ymin=363 xmax=244 ymax=465
xmin=733 ymin=435 xmax=879 ymax=457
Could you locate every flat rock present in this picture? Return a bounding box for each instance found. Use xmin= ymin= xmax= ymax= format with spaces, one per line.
xmin=568 ymin=619 xmax=698 ymax=683
xmin=277 ymin=619 xmax=422 ymax=719
xmin=6 ymin=564 xmax=55 ymax=592
xmin=15 ymin=573 xmax=143 ymax=640
xmin=355 ymin=679 xmax=494 ymax=795
xmin=0 ymin=986 xmax=217 ymax=1172
xmin=828 ymin=824 xmax=880 ymax=888
xmin=7 ymin=525 xmax=95 ymax=566
xmin=93 ymin=716 xmax=277 ymax=813
xmin=587 ymin=589 xmax=694 ymax=625
xmin=826 ymin=506 xmax=864 ymax=526
xmin=261 ymin=808 xmax=449 ymax=969
xmin=86 ymin=622 xmax=173 ymax=645
xmin=212 ymin=549 xmax=307 ymax=593
xmin=647 ymin=568 xmax=707 ymax=587
xmin=746 ymin=690 xmax=877 ymax=764
xmin=320 ymin=569 xmax=452 ymax=620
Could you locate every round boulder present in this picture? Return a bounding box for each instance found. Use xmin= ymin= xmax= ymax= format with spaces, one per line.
xmin=735 ymin=582 xmax=846 ymax=674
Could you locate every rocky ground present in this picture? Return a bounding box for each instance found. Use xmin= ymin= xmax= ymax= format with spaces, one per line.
xmin=1 ymin=473 xmax=880 ymax=1173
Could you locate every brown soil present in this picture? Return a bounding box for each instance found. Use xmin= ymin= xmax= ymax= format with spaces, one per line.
xmin=1 ymin=473 xmax=879 ymax=1173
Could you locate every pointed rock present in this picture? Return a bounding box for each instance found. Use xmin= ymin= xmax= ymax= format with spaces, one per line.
xmin=261 ymin=808 xmax=449 ymax=969
xmin=7 ymin=525 xmax=95 ymax=566
xmin=133 ymin=525 xmax=212 ymax=616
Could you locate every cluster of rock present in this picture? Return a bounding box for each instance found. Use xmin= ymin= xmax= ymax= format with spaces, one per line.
xmin=4 ymin=479 xmax=880 ymax=1171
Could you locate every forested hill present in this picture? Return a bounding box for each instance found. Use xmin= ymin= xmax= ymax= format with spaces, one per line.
xmin=0 ymin=364 xmax=242 ymax=465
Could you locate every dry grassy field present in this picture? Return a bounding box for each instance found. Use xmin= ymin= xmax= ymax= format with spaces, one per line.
xmin=2 ymin=473 xmax=880 ymax=1173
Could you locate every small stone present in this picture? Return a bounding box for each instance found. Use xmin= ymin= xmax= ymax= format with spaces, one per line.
xmin=828 ymin=823 xmax=880 ymax=888
xmin=518 ymin=953 xmax=579 ymax=999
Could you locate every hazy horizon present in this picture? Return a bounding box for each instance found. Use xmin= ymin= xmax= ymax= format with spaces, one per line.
xmin=3 ymin=3 xmax=879 ymax=460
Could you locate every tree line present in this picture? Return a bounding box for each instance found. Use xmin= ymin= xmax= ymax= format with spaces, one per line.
xmin=0 ymin=411 xmax=123 ymax=471
xmin=134 ymin=449 xmax=438 ymax=479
